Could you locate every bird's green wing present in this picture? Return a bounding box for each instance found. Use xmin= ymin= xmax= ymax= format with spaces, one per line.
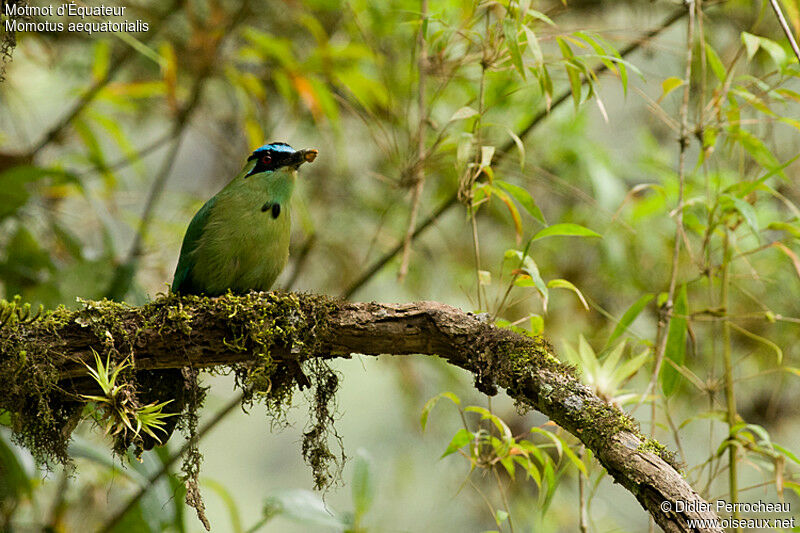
xmin=171 ymin=196 xmax=217 ymax=295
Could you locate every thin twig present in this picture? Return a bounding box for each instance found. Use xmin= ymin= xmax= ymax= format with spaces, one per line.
xmin=27 ymin=0 xmax=184 ymax=157
xmin=340 ymin=8 xmax=689 ymax=300
xmin=645 ymin=6 xmax=697 ymax=525
xmin=720 ymin=232 xmax=740 ymax=529
xmin=98 ymin=392 xmax=245 ymax=533
xmin=639 ymin=1 xmax=696 ymax=416
xmin=492 ymin=465 xmax=515 ymax=533
xmin=104 ymin=125 xmax=191 ymax=300
xmin=578 ymin=446 xmax=589 ymax=533
xmin=77 ymin=130 xmax=176 ymax=178
xmin=398 ymin=0 xmax=429 ymax=282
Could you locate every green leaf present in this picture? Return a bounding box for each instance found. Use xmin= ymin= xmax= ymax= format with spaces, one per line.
xmin=505 ymin=249 xmax=549 ymax=306
xmin=532 ymin=223 xmax=601 ymax=241
xmin=728 ymin=321 xmax=783 ymax=365
xmin=660 ymin=285 xmax=688 ymax=396
xmin=530 ymin=428 xmax=587 ymax=476
xmin=91 ymin=40 xmax=111 ymax=81
xmin=352 ymin=449 xmax=374 ymax=520
xmin=503 ymin=18 xmax=526 ymax=79
xmin=721 ymin=194 xmax=759 ymax=237
xmin=758 ymin=36 xmax=788 ymax=68
xmin=204 ymin=478 xmax=244 ymax=533
xmin=601 ymin=340 xmax=626 ymax=374
xmin=609 ymin=348 xmax=651 ymax=389
xmin=523 ymin=27 xmax=543 ymax=69
xmin=659 ymin=76 xmax=684 ymax=102
xmin=450 ymin=106 xmax=479 ymax=121
xmin=559 ymin=439 xmax=588 ymax=476
xmin=741 ymin=32 xmax=788 ymax=67
xmin=730 ymin=128 xmax=784 ymax=178
xmin=566 ymin=62 xmax=582 ymax=109
xmin=513 ymin=454 xmax=541 ymax=487
xmin=547 ymin=278 xmax=589 ymax=310
xmin=704 ymin=43 xmax=727 ymax=82
xmin=441 ymin=428 xmax=474 ymax=458
xmin=529 ymin=314 xmax=544 ymax=335
xmin=420 ymin=392 xmax=461 ymax=431
xmin=0 ymin=166 xmax=75 ymax=221
xmin=539 ymin=65 xmax=554 ymax=109
xmin=556 ymin=38 xmax=582 ymax=108
xmin=0 ymin=429 xmax=33 ymax=500
xmin=575 ymin=31 xmax=618 ymax=75
xmin=742 ymin=32 xmax=761 ymax=60
xmin=481 ymin=145 xmax=495 ymax=168
xmin=767 ymin=221 xmax=800 ymax=239
xmin=491 ymin=186 xmax=523 ymax=243
xmin=526 ymin=9 xmax=556 ymax=26
xmin=586 ymin=32 xmax=635 ymax=90
xmin=466 ymin=406 xmax=513 ymax=441
xmin=773 ymin=443 xmax=800 ymax=466
xmin=607 ymin=294 xmax=654 ymax=348
xmin=732 ymin=88 xmax=775 ymax=117
xmin=495 ymin=180 xmax=545 ymax=224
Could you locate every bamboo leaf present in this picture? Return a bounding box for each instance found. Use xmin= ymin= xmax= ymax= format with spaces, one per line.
xmin=441 ymin=428 xmax=474 ymax=458
xmin=503 ymin=19 xmax=526 ymax=79
xmin=547 ymin=278 xmax=589 ymax=310
xmin=660 ymin=285 xmax=688 ymax=396
xmin=420 ymin=392 xmax=461 ymax=431
xmin=532 ymin=223 xmax=601 ymax=241
xmin=492 ymin=186 xmax=523 ymax=244
xmin=450 ymin=106 xmax=479 ymax=121
xmin=742 ymin=32 xmax=761 ymax=60
xmin=704 ymin=43 xmax=727 ymax=82
xmin=728 ymin=320 xmax=783 ymax=365
xmin=773 ymin=242 xmax=800 ymax=286
xmin=607 ymin=294 xmax=654 ymax=348
xmin=659 ymin=77 xmax=684 ymax=103
xmin=495 ymin=180 xmax=545 ymax=224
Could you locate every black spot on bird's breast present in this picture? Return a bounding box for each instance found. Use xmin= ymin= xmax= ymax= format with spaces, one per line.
xmin=261 ymin=201 xmax=281 ymax=219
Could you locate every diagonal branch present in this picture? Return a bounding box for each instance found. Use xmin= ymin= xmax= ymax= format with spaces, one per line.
xmin=104 ymin=1 xmax=252 ymax=301
xmin=1 ymin=292 xmax=721 ymax=533
xmin=341 ymin=7 xmax=689 ymax=300
xmin=26 ymin=0 xmax=185 ymax=158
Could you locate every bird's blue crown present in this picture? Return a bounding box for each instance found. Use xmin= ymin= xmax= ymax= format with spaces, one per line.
xmin=249 ymin=142 xmax=295 ymax=159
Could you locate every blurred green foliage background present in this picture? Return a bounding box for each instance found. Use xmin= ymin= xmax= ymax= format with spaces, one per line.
xmin=2 ymin=0 xmax=800 ymax=531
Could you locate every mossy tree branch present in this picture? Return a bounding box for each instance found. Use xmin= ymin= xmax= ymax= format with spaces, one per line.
xmin=0 ymin=292 xmax=721 ymax=533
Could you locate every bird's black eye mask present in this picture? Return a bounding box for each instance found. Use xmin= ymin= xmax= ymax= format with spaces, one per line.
xmin=245 ymin=149 xmax=292 ymax=177
xmin=244 ymin=142 xmax=317 ymax=178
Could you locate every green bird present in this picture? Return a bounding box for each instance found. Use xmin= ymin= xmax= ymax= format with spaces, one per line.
xmin=138 ymin=142 xmax=317 ymax=450
xmin=172 ymin=141 xmax=318 ymax=296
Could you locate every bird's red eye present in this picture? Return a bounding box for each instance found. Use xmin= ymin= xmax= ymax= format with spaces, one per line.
xmin=261 ymin=155 xmax=272 ymax=165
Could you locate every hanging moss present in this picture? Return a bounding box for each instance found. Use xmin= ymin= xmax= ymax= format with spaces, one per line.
xmin=0 ymin=291 xmax=343 ymax=487
xmin=0 ymin=291 xmax=678 ymax=491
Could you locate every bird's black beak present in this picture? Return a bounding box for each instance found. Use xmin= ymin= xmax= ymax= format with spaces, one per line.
xmin=289 ymin=148 xmax=318 ymax=169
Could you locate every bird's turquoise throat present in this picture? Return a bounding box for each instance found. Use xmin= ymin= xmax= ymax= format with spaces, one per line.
xmin=172 ymin=142 xmax=318 ymax=296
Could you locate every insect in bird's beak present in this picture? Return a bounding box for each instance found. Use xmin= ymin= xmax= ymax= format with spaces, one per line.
xmin=290 ymin=148 xmax=318 ymax=169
